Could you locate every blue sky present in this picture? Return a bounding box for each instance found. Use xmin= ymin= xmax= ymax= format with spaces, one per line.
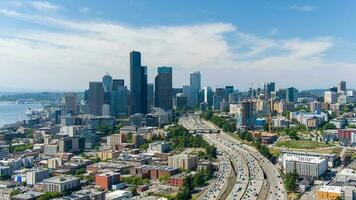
xmin=0 ymin=0 xmax=355 ymax=91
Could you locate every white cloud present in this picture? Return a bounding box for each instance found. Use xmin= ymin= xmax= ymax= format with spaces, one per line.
xmin=0 ymin=6 xmax=354 ymax=90
xmin=290 ymin=4 xmax=315 ymax=12
xmin=31 ymin=1 xmax=59 ymax=12
xmin=270 ymin=27 xmax=279 ymax=35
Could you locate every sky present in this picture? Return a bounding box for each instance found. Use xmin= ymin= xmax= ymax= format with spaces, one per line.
xmin=0 ymin=0 xmax=355 ymax=91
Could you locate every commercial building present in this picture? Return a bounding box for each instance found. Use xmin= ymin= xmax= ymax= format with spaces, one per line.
xmin=315 ymin=185 xmax=342 ymax=200
xmin=155 ymin=67 xmax=173 ymax=110
xmin=280 ymin=150 xmax=336 ymax=168
xmin=61 ymin=93 xmax=78 ymax=116
xmin=58 ymin=137 xmax=85 ymax=153
xmin=168 ymin=154 xmax=197 ymax=170
xmin=95 ymin=172 xmax=120 ymax=190
xmin=263 ymin=82 xmax=275 ymax=100
xmin=97 ymin=150 xmax=120 ymax=160
xmin=26 ymin=169 xmax=49 ymax=185
xmin=43 ymin=175 xmax=80 ymax=193
xmin=324 ymin=91 xmax=337 ymax=104
xmin=88 ymin=82 xmax=104 ymax=116
xmin=190 ymin=71 xmax=201 ymax=108
xmin=47 ymin=158 xmax=63 ymax=169
xmin=106 ymin=190 xmax=132 ymax=200
xmin=282 ymin=154 xmax=327 ymax=177
xmin=147 ymin=141 xmax=170 ymax=154
xmin=130 ymin=165 xmax=179 ymax=180
xmin=236 ymin=100 xmax=257 ymax=130
xmin=130 ymin=51 xmax=148 ymax=114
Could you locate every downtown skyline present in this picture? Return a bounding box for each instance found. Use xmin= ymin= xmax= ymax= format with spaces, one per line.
xmin=0 ymin=0 xmax=355 ymax=91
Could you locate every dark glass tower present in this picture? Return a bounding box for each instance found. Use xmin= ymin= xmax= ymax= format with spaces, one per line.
xmin=155 ymin=66 xmax=173 ymax=110
xmin=88 ymin=82 xmax=104 ymax=115
xmin=130 ymin=51 xmax=148 ymax=114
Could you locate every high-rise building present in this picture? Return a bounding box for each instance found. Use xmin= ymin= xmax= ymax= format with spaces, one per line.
xmin=155 ymin=67 xmax=173 ymax=110
xmin=111 ymin=80 xmax=128 ymax=117
xmin=88 ymin=82 xmax=104 ymax=115
xmin=102 ymin=73 xmax=113 ymax=92
xmin=61 ymin=93 xmax=78 ymax=116
xmin=236 ymin=100 xmax=257 ymax=130
xmin=175 ymin=93 xmax=187 ymax=110
xmin=168 ymin=154 xmax=197 ymax=170
xmin=190 ymin=71 xmax=201 ymax=107
xmin=183 ymin=85 xmax=193 ymax=108
xmin=213 ymin=88 xmax=225 ymax=111
xmin=337 ymin=80 xmax=346 ymax=93
xmin=324 ymin=91 xmax=337 ymax=104
xmin=264 ymin=82 xmax=276 ymax=100
xmin=147 ymin=83 xmax=154 ymax=109
xmin=286 ymin=87 xmax=298 ymax=103
xmin=130 ymin=51 xmax=148 ymax=114
xmin=204 ymin=86 xmax=214 ymax=106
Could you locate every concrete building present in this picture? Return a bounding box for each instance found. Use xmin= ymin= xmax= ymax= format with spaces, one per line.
xmin=168 ymin=154 xmax=197 ymax=170
xmin=97 ymin=150 xmax=120 ymax=160
xmin=106 ymin=190 xmax=132 ymax=200
xmin=282 ymin=154 xmax=327 ymax=177
xmin=43 ymin=175 xmax=80 ymax=193
xmin=61 ymin=93 xmax=78 ymax=116
xmin=324 ymin=91 xmax=337 ymax=104
xmin=316 ymin=185 xmax=342 ymax=200
xmin=147 ymin=141 xmax=170 ymax=154
xmin=47 ymin=158 xmax=63 ymax=169
xmin=88 ymin=82 xmax=104 ymax=116
xmin=280 ymin=150 xmax=336 ymax=168
xmin=26 ymin=169 xmax=49 ymax=185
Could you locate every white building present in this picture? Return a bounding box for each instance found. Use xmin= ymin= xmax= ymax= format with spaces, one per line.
xmin=282 ymin=154 xmax=327 ymax=177
xmin=26 ymin=169 xmax=49 ymax=185
xmin=324 ymin=91 xmax=337 ymax=104
xmin=106 ymin=190 xmax=132 ymax=200
xmin=147 ymin=141 xmax=170 ymax=154
xmin=43 ymin=175 xmax=80 ymax=193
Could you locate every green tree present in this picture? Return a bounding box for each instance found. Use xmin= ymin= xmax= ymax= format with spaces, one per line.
xmin=285 ymin=172 xmax=298 ymax=193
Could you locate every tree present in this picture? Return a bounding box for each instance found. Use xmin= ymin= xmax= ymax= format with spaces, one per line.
xmin=285 ymin=172 xmax=298 ymax=193
xmin=10 ymin=190 xmax=21 ymax=197
xmin=335 ymin=196 xmax=342 ymax=200
xmin=322 ymin=123 xmax=336 ymax=130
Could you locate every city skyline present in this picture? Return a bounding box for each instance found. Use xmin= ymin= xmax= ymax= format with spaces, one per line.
xmin=0 ymin=0 xmax=355 ymax=91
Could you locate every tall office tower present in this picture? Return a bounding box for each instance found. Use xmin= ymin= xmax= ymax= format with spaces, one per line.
xmin=155 ymin=67 xmax=173 ymax=110
xmin=61 ymin=93 xmax=78 ymax=116
xmin=112 ymin=79 xmax=124 ymax=90
xmin=225 ymin=86 xmax=234 ymax=94
xmin=183 ymin=85 xmax=193 ymax=108
xmin=102 ymin=73 xmax=113 ymax=92
xmin=111 ymin=80 xmax=128 ymax=117
xmin=190 ymin=71 xmax=201 ymax=107
xmin=324 ymin=91 xmax=337 ymax=104
xmin=204 ymin=86 xmax=214 ymax=106
xmin=263 ymin=82 xmax=276 ymax=100
xmin=213 ymin=88 xmax=226 ymax=111
xmin=337 ymin=80 xmax=346 ymax=93
xmin=88 ymin=82 xmax=104 ymax=115
xmin=275 ymin=89 xmax=287 ymax=101
xmin=286 ymin=87 xmax=299 ymax=103
xmin=130 ymin=51 xmax=148 ymax=114
xmin=147 ymin=83 xmax=154 ymax=109
xmin=236 ymin=100 xmax=257 ymax=130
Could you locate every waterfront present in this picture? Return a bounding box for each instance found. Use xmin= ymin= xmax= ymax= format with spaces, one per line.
xmin=0 ymin=102 xmax=43 ymax=128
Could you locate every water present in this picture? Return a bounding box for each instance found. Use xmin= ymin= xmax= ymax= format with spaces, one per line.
xmin=0 ymin=102 xmax=43 ymax=128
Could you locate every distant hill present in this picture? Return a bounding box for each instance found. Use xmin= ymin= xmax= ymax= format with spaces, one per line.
xmin=0 ymin=92 xmax=84 ymax=102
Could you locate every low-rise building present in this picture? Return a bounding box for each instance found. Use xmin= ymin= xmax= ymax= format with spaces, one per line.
xmin=168 ymin=154 xmax=197 ymax=170
xmin=147 ymin=141 xmax=170 ymax=154
xmin=43 ymin=175 xmax=80 ymax=193
xmin=95 ymin=172 xmax=120 ymax=190
xmin=316 ymin=185 xmax=342 ymax=200
xmin=106 ymin=190 xmax=132 ymax=200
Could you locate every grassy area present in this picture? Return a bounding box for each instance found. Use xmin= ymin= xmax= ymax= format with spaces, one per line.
xmin=276 ymin=140 xmax=332 ymax=150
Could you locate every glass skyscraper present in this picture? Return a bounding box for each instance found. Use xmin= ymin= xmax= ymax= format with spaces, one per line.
xmin=130 ymin=51 xmax=148 ymax=114
xmin=155 ymin=66 xmax=173 ymax=110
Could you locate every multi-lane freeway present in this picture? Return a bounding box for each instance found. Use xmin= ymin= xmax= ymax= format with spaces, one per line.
xmin=179 ymin=114 xmax=287 ymax=200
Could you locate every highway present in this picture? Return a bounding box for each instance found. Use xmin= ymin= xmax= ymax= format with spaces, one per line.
xmin=179 ymin=114 xmax=287 ymax=200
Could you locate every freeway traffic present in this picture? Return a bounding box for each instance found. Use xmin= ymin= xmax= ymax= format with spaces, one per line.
xmin=179 ymin=114 xmax=287 ymax=200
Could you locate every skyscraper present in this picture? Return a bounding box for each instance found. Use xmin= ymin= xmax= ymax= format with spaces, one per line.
xmin=264 ymin=82 xmax=275 ymax=100
xmin=130 ymin=51 xmax=148 ymax=114
xmin=88 ymin=82 xmax=104 ymax=115
xmin=204 ymin=86 xmax=214 ymax=106
xmin=111 ymin=79 xmax=128 ymax=117
xmin=102 ymin=73 xmax=113 ymax=92
xmin=61 ymin=93 xmax=78 ymax=116
xmin=147 ymin=83 xmax=154 ymax=109
xmin=183 ymin=85 xmax=193 ymax=108
xmin=155 ymin=67 xmax=173 ymax=110
xmin=337 ymin=80 xmax=346 ymax=93
xmin=190 ymin=71 xmax=201 ymax=108
xmin=286 ymin=87 xmax=298 ymax=103
xmin=236 ymin=100 xmax=257 ymax=130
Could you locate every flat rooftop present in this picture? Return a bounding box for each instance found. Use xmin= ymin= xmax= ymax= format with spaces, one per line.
xmin=284 ymin=154 xmax=326 ymax=164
